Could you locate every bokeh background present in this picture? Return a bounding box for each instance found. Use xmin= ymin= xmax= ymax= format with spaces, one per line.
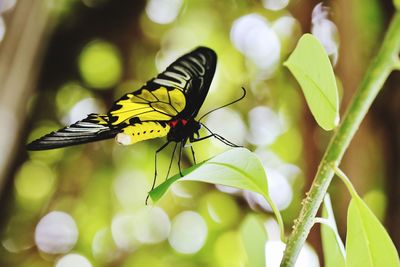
xmin=0 ymin=0 xmax=399 ymax=266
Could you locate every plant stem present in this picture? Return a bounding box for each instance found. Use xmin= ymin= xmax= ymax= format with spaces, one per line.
xmin=280 ymin=11 xmax=400 ymax=267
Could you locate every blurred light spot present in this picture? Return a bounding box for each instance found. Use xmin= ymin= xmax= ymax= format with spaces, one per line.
xmin=158 ymin=28 xmax=204 ymax=63
xmin=247 ymin=106 xmax=286 ymax=146
xmin=171 ymin=183 xmax=194 ymax=199
xmin=146 ymin=0 xmax=183 ymax=24
xmin=134 ymin=207 xmax=170 ymax=244
xmin=214 ymin=231 xmax=246 ymax=267
xmin=200 ymin=192 xmax=239 ymax=230
xmin=113 ymin=171 xmax=148 ymax=209
xmin=111 ymin=213 xmax=140 ymax=251
xmin=0 ymin=17 xmax=5 ymax=43
xmin=56 ymin=82 xmax=92 ymax=118
xmin=271 ymin=16 xmax=302 ymax=54
xmin=264 ymin=168 xmax=292 ymax=210
xmin=56 ymin=253 xmax=92 ymax=267
xmin=205 ymin=108 xmax=246 ymax=147
xmin=79 ymin=40 xmax=122 ymax=89
xmin=231 ymin=14 xmax=281 ymax=77
xmin=168 ymin=211 xmax=207 ymax=254
xmin=14 ymin=161 xmax=55 ymax=203
xmin=155 ymin=44 xmax=190 ymax=73
xmin=35 ymin=211 xmax=78 ymax=254
xmin=216 ymin=184 xmax=241 ymax=195
xmin=171 ymin=182 xmax=210 ymax=203
xmin=64 ymin=98 xmax=101 ymax=125
xmin=311 ymin=3 xmax=339 ymax=65
xmin=264 ymin=218 xmax=280 ymax=240
xmin=265 ymin=241 xmax=319 ymax=267
xmin=244 ymin=168 xmax=292 ymax=211
xmin=256 ymin=149 xmax=301 ymax=182
xmin=270 ymin=127 xmax=303 ymax=162
xmin=0 ymin=0 xmax=16 ymax=13
xmin=92 ymin=228 xmax=118 ymax=263
xmin=262 ymin=0 xmax=289 ymax=11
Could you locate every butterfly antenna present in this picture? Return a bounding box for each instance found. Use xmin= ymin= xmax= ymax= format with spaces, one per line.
xmin=198 ymin=87 xmax=246 ymax=122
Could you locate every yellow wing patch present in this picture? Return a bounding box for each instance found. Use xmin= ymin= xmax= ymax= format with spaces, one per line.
xmin=109 ymin=87 xmax=186 ymax=125
xmin=115 ymin=122 xmax=170 ymax=145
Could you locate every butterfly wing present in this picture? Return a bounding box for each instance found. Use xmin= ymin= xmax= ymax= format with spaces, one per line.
xmin=108 ymin=46 xmax=217 ymax=126
xmin=27 ymin=114 xmax=118 ymax=150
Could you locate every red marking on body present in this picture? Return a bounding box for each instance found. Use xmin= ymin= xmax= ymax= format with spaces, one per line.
xmin=169 ymin=120 xmax=178 ymax=127
xmin=169 ymin=119 xmax=188 ymax=128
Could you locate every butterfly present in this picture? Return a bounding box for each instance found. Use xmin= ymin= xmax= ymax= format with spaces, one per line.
xmin=27 ymin=47 xmax=245 ymax=198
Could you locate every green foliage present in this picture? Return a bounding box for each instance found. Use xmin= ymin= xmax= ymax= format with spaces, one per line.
xmin=320 ymin=195 xmax=345 ymax=267
xmin=396 ymin=0 xmax=400 ymax=9
xmin=239 ymin=215 xmax=268 ymax=267
xmin=149 ymin=148 xmax=284 ymax=240
xmin=346 ymin=195 xmax=400 ymax=267
xmin=284 ymin=34 xmax=339 ymax=131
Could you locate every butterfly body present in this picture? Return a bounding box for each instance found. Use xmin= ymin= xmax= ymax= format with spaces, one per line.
xmin=166 ymin=118 xmax=200 ymax=143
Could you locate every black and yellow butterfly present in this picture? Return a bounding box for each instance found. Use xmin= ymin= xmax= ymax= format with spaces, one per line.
xmin=27 ymin=47 xmax=243 ymax=195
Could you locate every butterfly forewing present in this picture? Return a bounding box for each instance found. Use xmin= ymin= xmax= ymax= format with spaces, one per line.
xmin=108 ymin=47 xmax=217 ymax=126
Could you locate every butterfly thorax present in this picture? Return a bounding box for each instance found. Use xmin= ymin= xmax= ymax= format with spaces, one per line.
xmin=167 ymin=118 xmax=200 ymax=142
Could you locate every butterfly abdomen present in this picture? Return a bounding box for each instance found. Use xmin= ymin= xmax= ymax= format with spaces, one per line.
xmin=27 ymin=114 xmax=119 ymax=150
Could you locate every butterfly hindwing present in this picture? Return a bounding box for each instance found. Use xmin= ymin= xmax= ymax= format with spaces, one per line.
xmin=116 ymin=121 xmax=170 ymax=145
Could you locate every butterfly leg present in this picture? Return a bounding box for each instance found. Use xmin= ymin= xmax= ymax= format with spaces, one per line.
xmin=146 ymin=141 xmax=170 ymax=204
xmin=190 ymin=144 xmax=197 ymax=164
xmin=177 ymin=138 xmax=187 ymax=177
xmin=165 ymin=142 xmax=178 ymax=181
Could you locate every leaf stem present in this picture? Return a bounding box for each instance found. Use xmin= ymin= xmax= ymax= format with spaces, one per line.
xmin=331 ymin=165 xmax=358 ymax=198
xmin=280 ymin=11 xmax=400 ymax=267
xmin=264 ymin=193 xmax=286 ymax=242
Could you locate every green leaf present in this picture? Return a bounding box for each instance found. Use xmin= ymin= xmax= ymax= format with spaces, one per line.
xmin=284 ymin=33 xmax=339 ymax=130
xmin=240 ymin=215 xmax=267 ymax=267
xmin=149 ymin=148 xmax=267 ymax=201
xmin=149 ymin=148 xmax=285 ymax=241
xmin=346 ymin=195 xmax=400 ymax=267
xmin=321 ymin=194 xmax=345 ymax=267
